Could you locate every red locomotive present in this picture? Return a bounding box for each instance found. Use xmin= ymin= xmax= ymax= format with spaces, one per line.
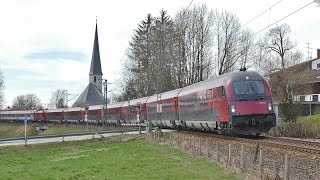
xmin=0 ymin=70 xmax=276 ymax=136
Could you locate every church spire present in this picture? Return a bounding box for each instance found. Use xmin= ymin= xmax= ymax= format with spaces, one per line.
xmin=72 ymin=20 xmax=105 ymax=107
xmin=88 ymin=20 xmax=103 ymax=93
xmin=89 ymin=20 xmax=103 ymax=75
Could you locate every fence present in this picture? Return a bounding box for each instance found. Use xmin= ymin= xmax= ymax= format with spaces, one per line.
xmin=148 ymin=131 xmax=320 ymax=180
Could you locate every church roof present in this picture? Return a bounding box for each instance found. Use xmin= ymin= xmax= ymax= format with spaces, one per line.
xmin=72 ymin=83 xmax=104 ymax=107
xmin=89 ymin=22 xmax=103 ymax=75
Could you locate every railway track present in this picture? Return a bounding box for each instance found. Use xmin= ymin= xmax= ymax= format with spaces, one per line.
xmin=260 ymin=136 xmax=320 ymax=155
xmin=175 ymin=131 xmax=320 ymax=155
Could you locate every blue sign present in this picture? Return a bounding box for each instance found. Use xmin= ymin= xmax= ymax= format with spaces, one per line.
xmin=24 ymin=115 xmax=28 ymax=125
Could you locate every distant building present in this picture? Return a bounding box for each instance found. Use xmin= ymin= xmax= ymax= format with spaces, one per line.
xmin=72 ymin=22 xmax=104 ymax=107
xmin=292 ymin=49 xmax=320 ymax=103
xmin=270 ymin=49 xmax=320 ymax=117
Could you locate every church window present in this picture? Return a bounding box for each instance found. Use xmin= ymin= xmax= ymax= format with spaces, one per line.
xmin=94 ymin=76 xmax=96 ymax=83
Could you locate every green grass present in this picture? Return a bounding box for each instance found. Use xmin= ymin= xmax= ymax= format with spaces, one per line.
xmin=0 ymin=138 xmax=236 ymax=180
xmin=0 ymin=124 xmax=99 ymax=138
xmin=0 ymin=124 xmax=38 ymax=138
xmin=42 ymin=125 xmax=93 ymax=135
xmin=298 ymin=114 xmax=320 ymax=123
xmin=268 ymin=114 xmax=320 ymax=138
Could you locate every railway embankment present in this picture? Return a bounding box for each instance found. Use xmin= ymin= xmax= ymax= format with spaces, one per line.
xmin=148 ymin=131 xmax=320 ymax=180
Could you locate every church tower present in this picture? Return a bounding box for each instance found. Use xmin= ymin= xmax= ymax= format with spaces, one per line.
xmin=72 ymin=21 xmax=105 ymax=107
xmin=89 ymin=21 xmax=103 ymax=92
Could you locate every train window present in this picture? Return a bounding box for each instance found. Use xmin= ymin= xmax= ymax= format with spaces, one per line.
xmin=218 ymin=86 xmax=226 ymax=97
xmin=207 ymin=89 xmax=213 ymax=99
xmin=233 ymin=81 xmax=265 ymax=100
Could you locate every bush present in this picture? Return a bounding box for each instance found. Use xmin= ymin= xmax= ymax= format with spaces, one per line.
xmin=268 ymin=121 xmax=320 ymax=138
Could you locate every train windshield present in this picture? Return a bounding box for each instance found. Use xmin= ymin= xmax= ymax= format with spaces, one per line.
xmin=233 ymin=81 xmax=265 ymax=101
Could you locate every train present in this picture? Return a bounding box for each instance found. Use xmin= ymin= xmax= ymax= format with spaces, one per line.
xmin=0 ymin=70 xmax=276 ymax=136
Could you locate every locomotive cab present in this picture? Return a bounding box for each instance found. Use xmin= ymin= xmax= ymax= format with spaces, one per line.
xmin=226 ymin=71 xmax=276 ymax=135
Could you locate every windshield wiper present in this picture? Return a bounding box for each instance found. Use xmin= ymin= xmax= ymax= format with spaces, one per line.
xmin=256 ymin=95 xmax=263 ymax=100
xmin=239 ymin=96 xmax=247 ymax=101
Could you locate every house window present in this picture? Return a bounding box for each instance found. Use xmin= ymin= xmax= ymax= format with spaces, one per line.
xmin=317 ymin=64 xmax=320 ymax=69
xmin=94 ymin=76 xmax=96 ymax=83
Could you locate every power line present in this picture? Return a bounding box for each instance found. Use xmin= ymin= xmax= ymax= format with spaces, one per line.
xmin=185 ymin=0 xmax=194 ymax=11
xmin=253 ymin=1 xmax=314 ymax=36
xmin=241 ymin=0 xmax=283 ymax=28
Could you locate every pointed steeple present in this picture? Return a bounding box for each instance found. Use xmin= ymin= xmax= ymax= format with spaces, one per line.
xmin=73 ymin=20 xmax=105 ymax=107
xmin=89 ymin=21 xmax=103 ymax=75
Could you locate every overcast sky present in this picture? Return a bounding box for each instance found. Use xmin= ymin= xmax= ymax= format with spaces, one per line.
xmin=0 ymin=0 xmax=319 ymax=108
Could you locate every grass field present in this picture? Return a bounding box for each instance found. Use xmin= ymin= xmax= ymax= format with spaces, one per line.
xmin=0 ymin=124 xmax=38 ymax=138
xmin=0 ymin=137 xmax=236 ymax=179
xmin=298 ymin=114 xmax=320 ymax=123
xmin=0 ymin=124 xmax=101 ymax=138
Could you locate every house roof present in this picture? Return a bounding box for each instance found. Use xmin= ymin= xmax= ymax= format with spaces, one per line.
xmin=72 ymin=83 xmax=104 ymax=107
xmin=89 ymin=22 xmax=103 ymax=75
xmin=270 ymin=57 xmax=320 ymax=84
xmin=295 ymin=58 xmax=320 ymax=83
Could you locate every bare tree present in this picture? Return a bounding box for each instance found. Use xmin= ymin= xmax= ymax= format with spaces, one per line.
xmin=269 ymin=56 xmax=306 ymax=122
xmin=12 ymin=94 xmax=43 ymax=110
xmin=51 ymin=89 xmax=68 ymax=108
xmin=212 ymin=10 xmax=253 ymax=75
xmin=173 ymin=4 xmax=214 ymax=85
xmin=266 ymin=24 xmax=295 ymax=69
xmin=0 ymin=70 xmax=4 ymax=109
xmin=266 ymin=24 xmax=305 ymax=122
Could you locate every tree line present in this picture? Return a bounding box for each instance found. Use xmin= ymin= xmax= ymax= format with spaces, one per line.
xmin=119 ymin=4 xmax=309 ymax=122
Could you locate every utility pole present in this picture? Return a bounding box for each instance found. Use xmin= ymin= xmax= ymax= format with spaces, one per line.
xmin=305 ymin=42 xmax=313 ymax=115
xmin=157 ymin=20 xmax=164 ymax=123
xmin=305 ymin=42 xmax=312 ymax=60
xmin=103 ymin=79 xmax=108 ymax=124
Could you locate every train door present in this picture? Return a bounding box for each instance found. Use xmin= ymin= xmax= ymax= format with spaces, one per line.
xmin=208 ymin=89 xmax=213 ymax=114
xmin=119 ymin=107 xmax=122 ymax=121
xmin=142 ymin=103 xmax=147 ymax=123
xmin=173 ymin=97 xmax=179 ymax=121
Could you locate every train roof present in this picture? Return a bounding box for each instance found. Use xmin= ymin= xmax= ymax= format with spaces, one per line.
xmin=107 ymin=101 xmax=124 ymax=108
xmin=129 ymin=96 xmax=150 ymax=105
xmin=89 ymin=104 xmax=104 ymax=110
xmin=45 ymin=109 xmax=64 ymax=113
xmin=147 ymin=88 xmax=182 ymax=102
xmin=64 ymin=107 xmax=83 ymax=112
xmin=178 ymin=71 xmax=264 ymax=96
xmin=0 ymin=110 xmax=35 ymax=114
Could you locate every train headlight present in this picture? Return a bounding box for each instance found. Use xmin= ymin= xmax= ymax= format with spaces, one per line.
xmin=268 ymin=103 xmax=272 ymax=111
xmin=230 ymin=105 xmax=236 ymax=113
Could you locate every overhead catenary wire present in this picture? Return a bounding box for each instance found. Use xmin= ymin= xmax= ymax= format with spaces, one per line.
xmin=252 ymin=1 xmax=314 ymax=36
xmin=208 ymin=0 xmax=315 ymax=71
xmin=241 ymin=0 xmax=283 ymax=28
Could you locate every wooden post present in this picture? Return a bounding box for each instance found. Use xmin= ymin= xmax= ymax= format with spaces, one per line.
xmin=240 ymin=145 xmax=244 ymax=170
xmin=199 ymin=137 xmax=201 ymax=156
xmin=216 ymin=142 xmax=220 ymax=162
xmin=206 ymin=139 xmax=209 ymax=159
xmin=284 ymin=154 xmax=289 ymax=180
xmin=228 ymin=144 xmax=232 ymax=166
xmin=273 ymin=160 xmax=277 ymax=179
xmin=259 ymin=150 xmax=263 ymax=178
xmin=192 ymin=136 xmax=195 ymax=155
xmin=163 ymin=132 xmax=165 ymax=143
xmin=177 ymin=134 xmax=179 ymax=148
